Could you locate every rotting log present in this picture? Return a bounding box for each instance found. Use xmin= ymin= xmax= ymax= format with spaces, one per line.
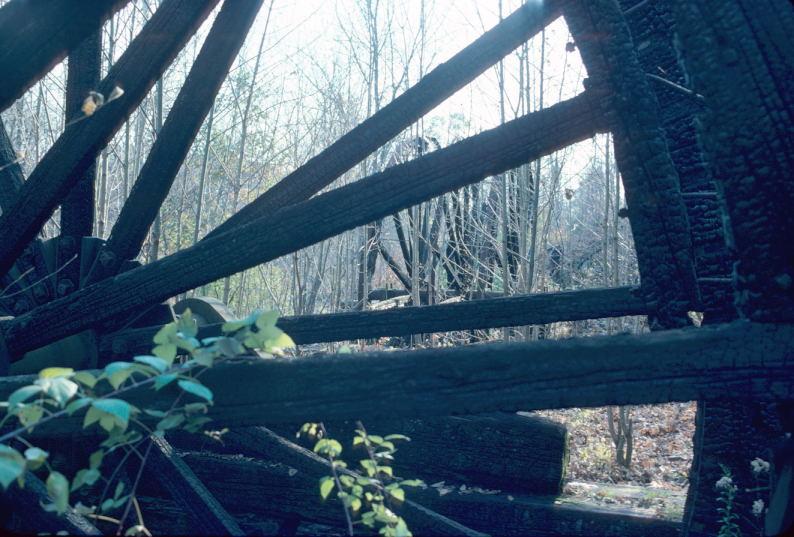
xmin=0 ymin=0 xmax=128 ymax=112
xmin=271 ymin=413 xmax=568 ymax=496
xmin=563 ymin=0 xmax=699 ymax=328
xmin=85 ymin=0 xmax=265 ymax=285
xmin=3 ymin=322 xmax=793 ymax=439
xmin=147 ymin=435 xmax=245 ymax=536
xmin=99 ymin=286 xmax=648 ymax=359
xmin=209 ymin=0 xmax=561 ymax=238
xmin=0 ymin=0 xmax=220 ymax=278
xmin=0 ymin=92 xmax=605 ymax=358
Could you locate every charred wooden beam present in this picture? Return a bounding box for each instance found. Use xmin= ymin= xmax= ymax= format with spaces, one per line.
xmin=672 ymin=0 xmax=794 ymax=323
xmin=269 ymin=413 xmax=568 ymax=496
xmin=58 ymin=31 xmax=102 ymax=299
xmin=207 ymin=0 xmax=561 ymax=238
xmin=147 ymin=435 xmax=245 ymax=536
xmin=0 ymin=0 xmax=128 ymax=112
xmin=2 ymin=92 xmax=605 ymax=357
xmin=197 ymin=426 xmax=488 ymax=537
xmin=100 ymin=286 xmax=647 ymax=358
xmin=564 ymin=0 xmax=699 ymax=328
xmin=0 ymin=472 xmax=100 ymax=535
xmin=85 ymin=0 xmax=265 ymax=285
xmin=3 ymin=322 xmax=793 ymax=439
xmin=176 ymin=433 xmax=678 ymax=537
xmin=0 ymin=119 xmax=52 ymax=312
xmin=0 ymin=0 xmax=220 ymax=278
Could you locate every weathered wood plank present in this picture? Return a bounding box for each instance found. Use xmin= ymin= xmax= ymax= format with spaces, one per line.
xmin=86 ymin=0 xmax=265 ymax=285
xmin=147 ymin=435 xmax=245 ymax=536
xmin=100 ymin=286 xmax=647 ymax=359
xmin=3 ymin=322 xmax=792 ymax=439
xmin=564 ymin=0 xmax=699 ymax=328
xmin=2 ymin=92 xmax=605 ymax=357
xmin=209 ymin=0 xmax=561 ymax=238
xmin=0 ymin=0 xmax=128 ymax=112
xmin=0 ymin=0 xmax=220 ymax=278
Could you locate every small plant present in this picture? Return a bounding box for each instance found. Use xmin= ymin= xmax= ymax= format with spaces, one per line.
xmin=0 ymin=308 xmax=293 ymax=534
xmin=298 ymin=421 xmax=424 ymax=537
xmin=716 ymin=465 xmax=741 ymax=537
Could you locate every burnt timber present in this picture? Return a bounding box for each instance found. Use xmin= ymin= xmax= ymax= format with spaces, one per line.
xmin=0 ymin=0 xmax=792 ymax=534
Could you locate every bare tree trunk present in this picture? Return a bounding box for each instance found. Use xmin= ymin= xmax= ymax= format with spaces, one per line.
xmin=148 ymin=77 xmax=164 ymax=261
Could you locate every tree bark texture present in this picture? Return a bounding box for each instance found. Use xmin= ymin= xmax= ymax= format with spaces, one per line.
xmin=3 ymin=322 xmax=793 ymax=439
xmin=0 ymin=0 xmax=128 ymax=112
xmin=0 ymin=0 xmax=220 ymax=278
xmin=563 ymin=0 xmax=699 ymax=328
xmin=1 ymin=92 xmax=605 ymax=358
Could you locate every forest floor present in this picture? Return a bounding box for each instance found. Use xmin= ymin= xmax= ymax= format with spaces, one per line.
xmin=536 ymin=402 xmax=696 ymax=520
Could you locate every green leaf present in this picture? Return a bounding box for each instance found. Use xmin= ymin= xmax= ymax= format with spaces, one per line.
xmin=46 ymin=471 xmax=69 ymax=514
xmin=83 ymin=406 xmax=103 ymax=429
xmin=103 ymin=362 xmax=135 ymax=390
xmin=144 ymin=409 xmax=167 ymax=418
xmin=23 ymin=447 xmax=48 ymax=470
xmin=360 ymin=459 xmax=377 ymax=477
xmin=319 ymin=476 xmax=335 ymax=499
xmin=350 ymin=497 xmax=362 ymax=512
xmin=154 ymin=373 xmax=178 ymax=390
xmin=177 ymin=380 xmax=213 ymax=402
xmin=216 ymin=337 xmax=244 ymax=358
xmin=0 ymin=444 xmax=26 ymax=489
xmin=91 ymin=399 xmax=131 ymax=431
xmin=192 ymin=348 xmax=215 ymax=367
xmin=339 ymin=474 xmax=355 ymax=487
xmin=39 ymin=367 xmax=74 ymax=379
xmin=156 ymin=414 xmax=185 ymax=431
xmin=177 ymin=309 xmax=198 ymax=338
xmin=377 ymin=466 xmax=393 ymax=477
xmin=89 ymin=450 xmax=104 ymax=470
xmin=8 ymin=385 xmax=42 ymax=408
xmin=313 ymin=439 xmax=343 ymax=458
xmin=222 ymin=310 xmax=260 ymax=333
xmin=133 ymin=355 xmax=168 ymax=373
xmin=72 ymin=371 xmax=97 ymax=388
xmin=65 ymin=397 xmax=92 ymax=416
xmin=399 ymin=479 xmax=424 ymax=487
xmin=384 ymin=434 xmax=411 ymax=442
xmin=153 ymin=343 xmax=177 ymax=365
xmin=45 ymin=377 xmax=78 ymax=407
xmin=153 ymin=322 xmax=178 ymax=345
xmin=70 ymin=468 xmax=100 ymax=492
xmin=389 ymin=487 xmax=405 ymax=502
xmin=17 ymin=404 xmax=44 ymax=427
xmin=114 ymin=481 xmax=125 ymax=499
xmin=183 ymin=416 xmax=213 ymax=433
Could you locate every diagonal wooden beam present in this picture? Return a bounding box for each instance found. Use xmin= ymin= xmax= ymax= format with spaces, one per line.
xmin=0 ymin=0 xmax=129 ymax=112
xmin=84 ymin=0 xmax=265 ymax=286
xmin=206 ymin=0 xmax=562 ymax=239
xmin=148 ymin=435 xmax=245 ymax=536
xmin=3 ymin=322 xmax=792 ymax=439
xmin=100 ymin=286 xmax=648 ymax=359
xmin=0 ymin=0 xmax=221 ymax=279
xmin=0 ymin=92 xmax=605 ymax=357
xmin=563 ymin=0 xmax=700 ymax=329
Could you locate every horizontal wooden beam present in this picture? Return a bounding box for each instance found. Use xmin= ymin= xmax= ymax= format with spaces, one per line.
xmin=0 ymin=0 xmax=128 ymax=112
xmin=0 ymin=0 xmax=220 ymax=278
xmin=100 ymin=286 xmax=648 ymax=358
xmin=3 ymin=322 xmax=792 ymax=439
xmin=2 ymin=91 xmax=605 ymax=358
xmin=208 ymin=0 xmax=561 ymax=238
